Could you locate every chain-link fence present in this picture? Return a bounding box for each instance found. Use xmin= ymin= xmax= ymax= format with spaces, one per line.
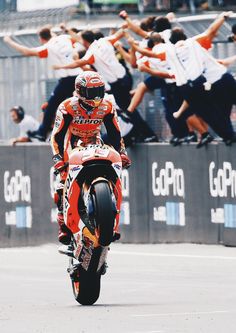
xmin=0 ymin=15 xmax=236 ymax=140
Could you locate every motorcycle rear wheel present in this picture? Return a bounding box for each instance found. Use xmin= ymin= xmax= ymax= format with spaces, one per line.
xmin=70 ymin=249 xmax=102 ymax=305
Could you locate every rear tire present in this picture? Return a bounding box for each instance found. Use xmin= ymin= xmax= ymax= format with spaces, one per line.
xmin=74 ymin=268 xmax=101 ymax=306
xmin=93 ymin=181 xmax=115 ymax=246
xmin=70 ymin=249 xmax=102 ymax=305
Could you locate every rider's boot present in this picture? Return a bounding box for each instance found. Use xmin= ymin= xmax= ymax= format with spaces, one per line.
xmin=54 ymin=182 xmax=71 ymax=245
xmin=57 ymin=212 xmax=71 ymax=245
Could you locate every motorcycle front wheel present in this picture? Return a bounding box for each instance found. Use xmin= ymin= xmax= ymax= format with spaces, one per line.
xmin=93 ymin=180 xmax=115 ymax=247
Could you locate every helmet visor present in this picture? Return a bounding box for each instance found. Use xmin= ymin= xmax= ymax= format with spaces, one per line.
xmin=80 ymin=86 xmax=105 ymax=100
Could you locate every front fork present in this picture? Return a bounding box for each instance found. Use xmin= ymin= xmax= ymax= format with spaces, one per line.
xmin=61 ymin=176 xmax=121 ymax=274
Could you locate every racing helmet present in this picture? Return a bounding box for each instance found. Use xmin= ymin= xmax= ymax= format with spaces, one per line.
xmin=75 ymin=71 xmax=105 ymax=108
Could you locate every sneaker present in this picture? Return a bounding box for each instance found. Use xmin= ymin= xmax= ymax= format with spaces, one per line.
xmin=27 ymin=130 xmax=46 ymax=142
xmin=170 ymin=137 xmax=183 ymax=146
xmin=185 ymin=132 xmax=198 ymax=143
xmin=143 ymin=135 xmax=159 ymax=143
xmin=196 ymin=132 xmax=214 ymax=149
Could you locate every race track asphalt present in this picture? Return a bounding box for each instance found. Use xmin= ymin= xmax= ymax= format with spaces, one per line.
xmin=1 ymin=243 xmax=236 ymax=333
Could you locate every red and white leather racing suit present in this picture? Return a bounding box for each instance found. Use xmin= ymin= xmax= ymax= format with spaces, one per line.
xmin=51 ymin=96 xmax=126 ymax=235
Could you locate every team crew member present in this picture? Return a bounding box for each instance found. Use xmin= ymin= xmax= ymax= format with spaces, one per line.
xmin=227 ymin=23 xmax=236 ymax=42
xmin=53 ymin=29 xmax=132 ymax=111
xmin=117 ymin=12 xmax=173 ymax=118
xmin=51 ymin=72 xmax=131 ymax=244
xmin=128 ymin=33 xmax=191 ymax=144
xmin=9 ymin=106 xmax=39 ymax=145
xmin=119 ymin=10 xmax=173 ymax=43
xmin=4 ymin=27 xmax=83 ymax=141
xmin=104 ymin=93 xmax=145 ymax=147
xmin=54 ymin=29 xmax=158 ymax=142
xmin=118 ymin=12 xmax=231 ymax=145
xmin=166 ymin=38 xmax=236 ymax=143
xmin=122 ymin=11 xmax=232 ymax=93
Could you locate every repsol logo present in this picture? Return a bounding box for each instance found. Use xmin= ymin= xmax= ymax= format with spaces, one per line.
xmin=209 ymin=161 xmax=236 ymax=198
xmin=152 ymin=162 xmax=185 ymax=198
xmin=4 ymin=170 xmax=31 ymax=203
xmin=74 ymin=119 xmax=103 ymax=125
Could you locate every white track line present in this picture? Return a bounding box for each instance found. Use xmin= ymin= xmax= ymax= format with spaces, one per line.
xmin=111 ymin=250 xmax=236 ymax=261
xmin=132 ymin=310 xmax=236 ymax=318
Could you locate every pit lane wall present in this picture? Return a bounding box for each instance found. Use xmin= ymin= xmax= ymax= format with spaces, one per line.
xmin=1 ymin=143 xmax=236 ymax=247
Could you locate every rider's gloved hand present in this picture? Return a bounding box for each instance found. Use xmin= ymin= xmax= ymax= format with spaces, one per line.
xmin=119 ymin=149 xmax=131 ymax=169
xmin=53 ymin=154 xmax=68 ymax=175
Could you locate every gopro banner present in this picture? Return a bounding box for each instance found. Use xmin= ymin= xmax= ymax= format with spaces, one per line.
xmin=147 ymin=144 xmax=220 ymax=244
xmin=213 ymin=144 xmax=236 ymax=246
xmin=0 ymin=144 xmax=56 ymax=247
xmin=0 ymin=143 xmax=236 ymax=247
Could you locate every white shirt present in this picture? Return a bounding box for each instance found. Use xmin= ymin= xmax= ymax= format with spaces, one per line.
xmin=36 ymin=35 xmax=83 ymax=79
xmin=152 ymin=43 xmax=175 ymax=84
xmin=202 ymin=48 xmax=227 ymax=84
xmin=104 ymin=93 xmax=133 ymax=137
xmin=136 ymin=43 xmax=175 ymax=84
xmin=19 ymin=115 xmax=39 ymax=137
xmin=118 ymin=116 xmax=133 ymax=137
xmin=166 ymin=39 xmax=226 ymax=86
xmin=159 ymin=29 xmax=171 ymax=43
xmin=83 ymin=38 xmax=126 ymax=85
xmin=135 ymin=38 xmax=149 ymax=61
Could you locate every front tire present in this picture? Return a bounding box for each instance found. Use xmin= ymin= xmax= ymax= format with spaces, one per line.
xmin=93 ymin=181 xmax=115 ymax=246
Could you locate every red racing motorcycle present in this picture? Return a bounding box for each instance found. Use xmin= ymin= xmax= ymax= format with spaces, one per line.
xmin=59 ymin=143 xmax=123 ymax=305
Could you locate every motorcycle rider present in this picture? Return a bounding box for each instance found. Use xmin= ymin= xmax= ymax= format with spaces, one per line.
xmin=51 ymin=71 xmax=131 ymax=245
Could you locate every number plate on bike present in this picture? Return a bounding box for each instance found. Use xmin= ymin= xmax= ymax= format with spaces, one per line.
xmin=82 ymin=147 xmax=109 ymax=161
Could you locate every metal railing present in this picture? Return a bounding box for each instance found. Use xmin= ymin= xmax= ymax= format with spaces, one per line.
xmin=1 ymin=2 xmax=236 ymax=32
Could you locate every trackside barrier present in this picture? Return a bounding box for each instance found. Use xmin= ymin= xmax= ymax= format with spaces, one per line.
xmin=1 ymin=143 xmax=236 ymax=247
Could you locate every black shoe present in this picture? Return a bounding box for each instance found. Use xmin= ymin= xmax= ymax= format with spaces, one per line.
xmin=224 ymin=134 xmax=236 ymax=146
xmin=27 ymin=130 xmax=46 ymax=142
xmin=225 ymin=139 xmax=232 ymax=146
xmin=170 ymin=137 xmax=183 ymax=146
xmin=169 ymin=136 xmax=175 ymax=144
xmin=143 ymin=135 xmax=159 ymax=143
xmin=185 ymin=132 xmax=198 ymax=143
xmin=126 ymin=109 xmax=157 ymax=139
xmin=196 ymin=132 xmax=214 ymax=149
